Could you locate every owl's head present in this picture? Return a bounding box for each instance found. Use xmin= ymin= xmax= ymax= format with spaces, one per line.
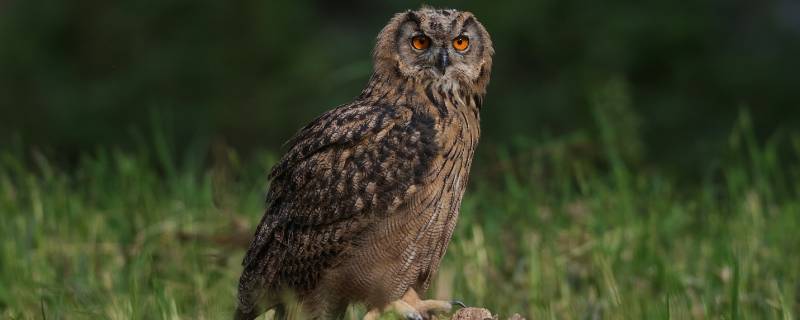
xmin=373 ymin=7 xmax=494 ymax=93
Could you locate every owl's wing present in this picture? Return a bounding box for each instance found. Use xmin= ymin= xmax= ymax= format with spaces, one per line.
xmin=242 ymin=101 xmax=438 ymax=269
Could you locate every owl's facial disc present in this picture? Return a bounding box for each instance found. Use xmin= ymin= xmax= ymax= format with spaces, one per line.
xmin=373 ymin=8 xmax=493 ymax=93
xmin=391 ymin=9 xmax=491 ymax=87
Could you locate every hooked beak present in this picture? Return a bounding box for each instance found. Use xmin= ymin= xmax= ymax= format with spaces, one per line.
xmin=436 ymin=48 xmax=449 ymax=74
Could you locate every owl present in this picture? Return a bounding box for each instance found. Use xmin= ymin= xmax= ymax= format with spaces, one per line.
xmin=235 ymin=7 xmax=493 ymax=320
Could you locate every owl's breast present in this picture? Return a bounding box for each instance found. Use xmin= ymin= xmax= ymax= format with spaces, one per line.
xmin=392 ymin=93 xmax=481 ymax=291
xmin=317 ymin=89 xmax=482 ymax=305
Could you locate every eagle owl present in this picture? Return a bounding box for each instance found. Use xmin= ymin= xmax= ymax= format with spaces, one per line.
xmin=236 ymin=7 xmax=493 ymax=320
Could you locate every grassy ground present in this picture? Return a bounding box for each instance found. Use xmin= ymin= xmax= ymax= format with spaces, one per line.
xmin=1 ymin=118 xmax=799 ymax=319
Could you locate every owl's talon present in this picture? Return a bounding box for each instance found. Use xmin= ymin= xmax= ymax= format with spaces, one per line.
xmin=450 ymin=300 xmax=467 ymax=309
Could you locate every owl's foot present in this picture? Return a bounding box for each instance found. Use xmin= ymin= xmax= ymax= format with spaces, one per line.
xmin=414 ymin=299 xmax=466 ymax=319
xmin=363 ymin=288 xmax=465 ymax=320
xmin=364 ymin=300 xmax=421 ymax=320
xmin=405 ymin=288 xmax=467 ymax=319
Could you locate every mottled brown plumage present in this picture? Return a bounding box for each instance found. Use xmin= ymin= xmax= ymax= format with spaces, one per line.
xmin=236 ymin=7 xmax=493 ymax=320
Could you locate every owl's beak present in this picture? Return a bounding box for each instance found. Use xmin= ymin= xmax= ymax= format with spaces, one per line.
xmin=436 ymin=49 xmax=449 ymax=74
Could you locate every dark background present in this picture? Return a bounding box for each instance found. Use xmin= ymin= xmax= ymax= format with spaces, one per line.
xmin=1 ymin=0 xmax=798 ymax=175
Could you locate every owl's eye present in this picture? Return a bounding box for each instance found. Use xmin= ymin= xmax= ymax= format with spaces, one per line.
xmin=453 ymin=36 xmax=469 ymax=51
xmin=411 ymin=35 xmax=431 ymax=50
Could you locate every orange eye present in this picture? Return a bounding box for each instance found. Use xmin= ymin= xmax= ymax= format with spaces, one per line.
xmin=453 ymin=36 xmax=469 ymax=51
xmin=411 ymin=35 xmax=431 ymax=50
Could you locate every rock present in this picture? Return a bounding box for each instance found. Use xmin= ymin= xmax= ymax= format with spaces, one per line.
xmin=452 ymin=308 xmax=493 ymax=320
xmin=450 ymin=307 xmax=526 ymax=320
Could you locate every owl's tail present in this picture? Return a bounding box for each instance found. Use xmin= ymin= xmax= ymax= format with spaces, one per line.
xmin=234 ymin=303 xmax=286 ymax=320
xmin=237 ymin=231 xmax=285 ymax=319
xmin=235 ymin=267 xmax=266 ymax=320
xmin=233 ymin=306 xmax=260 ymax=320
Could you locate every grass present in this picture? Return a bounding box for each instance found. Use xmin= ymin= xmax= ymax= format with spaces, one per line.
xmin=1 ymin=114 xmax=799 ymax=319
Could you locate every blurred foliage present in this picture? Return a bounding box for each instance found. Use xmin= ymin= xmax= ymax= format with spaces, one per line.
xmin=1 ymin=0 xmax=799 ymax=175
